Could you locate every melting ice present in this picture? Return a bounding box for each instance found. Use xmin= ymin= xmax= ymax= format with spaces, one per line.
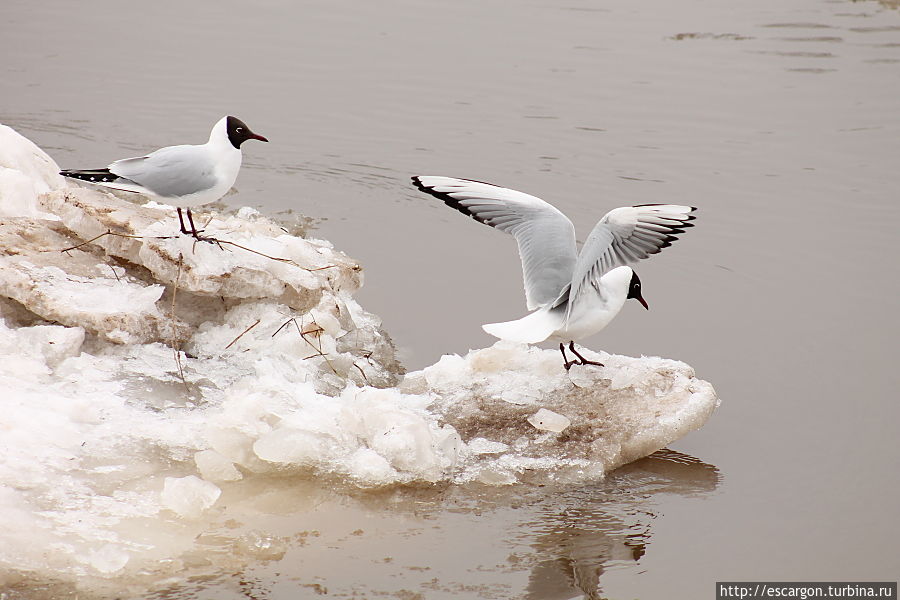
xmin=0 ymin=123 xmax=719 ymax=591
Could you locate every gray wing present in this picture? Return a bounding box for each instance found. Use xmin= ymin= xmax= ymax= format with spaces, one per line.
xmin=564 ymin=204 xmax=697 ymax=310
xmin=109 ymin=144 xmax=217 ymax=198
xmin=412 ymin=176 xmax=577 ymax=310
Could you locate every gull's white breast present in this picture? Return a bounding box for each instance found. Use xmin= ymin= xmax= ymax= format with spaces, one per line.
xmin=548 ymin=285 xmax=626 ymax=342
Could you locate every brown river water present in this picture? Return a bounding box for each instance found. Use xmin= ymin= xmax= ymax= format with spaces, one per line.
xmin=1 ymin=0 xmax=898 ymax=598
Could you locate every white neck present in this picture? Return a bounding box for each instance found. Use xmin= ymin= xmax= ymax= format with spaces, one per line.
xmin=208 ymin=116 xmax=231 ymax=147
xmin=598 ymin=266 xmax=634 ymax=305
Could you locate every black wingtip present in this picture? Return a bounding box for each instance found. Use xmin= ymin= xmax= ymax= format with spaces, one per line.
xmin=60 ymin=168 xmax=119 ymax=183
xmin=410 ymin=175 xmax=492 ymax=226
xmin=412 ymin=175 xmax=502 ymax=187
xmin=633 ymin=203 xmax=698 ymax=221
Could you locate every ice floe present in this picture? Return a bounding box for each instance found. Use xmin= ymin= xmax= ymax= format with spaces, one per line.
xmin=0 ymin=123 xmax=719 ymax=590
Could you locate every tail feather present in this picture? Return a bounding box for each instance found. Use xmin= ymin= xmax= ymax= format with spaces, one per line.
xmin=60 ymin=168 xmax=120 ymax=183
xmin=482 ymin=307 xmax=563 ymax=344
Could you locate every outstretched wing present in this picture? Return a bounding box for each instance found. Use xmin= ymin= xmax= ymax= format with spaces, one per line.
xmin=412 ymin=176 xmax=577 ymax=310
xmin=565 ymin=204 xmax=696 ymax=313
xmin=109 ymin=144 xmax=217 ymax=198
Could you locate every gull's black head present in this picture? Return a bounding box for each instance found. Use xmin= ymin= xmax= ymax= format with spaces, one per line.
xmin=627 ymin=270 xmax=649 ymax=310
xmin=226 ymin=116 xmax=268 ymax=149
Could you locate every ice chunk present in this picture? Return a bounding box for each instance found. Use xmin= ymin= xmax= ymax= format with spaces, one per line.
xmin=527 ymin=408 xmax=571 ymax=433
xmin=0 ymin=219 xmax=174 ymax=344
xmin=364 ymin=409 xmax=442 ymax=474
xmin=309 ymin=307 xmax=343 ymax=338
xmin=475 ymin=465 xmax=519 ymax=486
xmin=10 ymin=324 xmax=85 ymax=368
xmin=253 ymin=428 xmax=338 ymax=466
xmin=206 ymin=427 xmax=274 ymax=473
xmin=347 ymin=448 xmax=397 ymax=483
xmin=423 ymin=353 xmax=468 ymax=388
xmin=39 ymin=187 xmax=358 ymax=311
xmin=417 ymin=342 xmax=719 ymax=479
xmin=236 ymin=206 xmax=260 ymax=219
xmin=194 ymin=449 xmax=243 ymax=482
xmin=3 ymin=262 xmax=164 ymax=344
xmin=84 ymin=544 xmax=130 ymax=575
xmin=434 ymin=425 xmax=463 ymax=469
xmin=342 ymin=387 xmax=460 ymax=482
xmin=233 ymin=531 xmax=289 ymax=561
xmin=0 ymin=123 xmax=64 ymax=218
xmin=161 ymin=476 xmax=221 ymax=519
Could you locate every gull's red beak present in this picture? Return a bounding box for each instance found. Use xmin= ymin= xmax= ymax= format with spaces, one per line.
xmin=638 ymin=294 xmax=649 ymax=310
xmin=249 ymin=132 xmax=269 ymax=143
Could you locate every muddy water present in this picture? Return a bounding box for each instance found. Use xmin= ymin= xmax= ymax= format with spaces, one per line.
xmin=2 ymin=0 xmax=899 ymax=598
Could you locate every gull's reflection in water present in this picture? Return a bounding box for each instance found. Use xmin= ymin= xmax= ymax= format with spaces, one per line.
xmin=141 ymin=449 xmax=719 ymax=600
xmin=524 ymin=449 xmax=720 ymax=600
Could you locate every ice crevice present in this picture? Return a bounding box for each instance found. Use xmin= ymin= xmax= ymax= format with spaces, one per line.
xmin=0 ymin=123 xmax=719 ymax=583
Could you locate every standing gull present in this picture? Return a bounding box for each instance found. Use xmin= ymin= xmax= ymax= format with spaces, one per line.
xmin=60 ymin=116 xmax=268 ymax=239
xmin=411 ymin=176 xmax=696 ymax=369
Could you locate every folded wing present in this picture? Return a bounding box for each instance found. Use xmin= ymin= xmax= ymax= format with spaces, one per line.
xmin=412 ymin=176 xmax=577 ymax=310
xmin=109 ymin=145 xmax=218 ymax=198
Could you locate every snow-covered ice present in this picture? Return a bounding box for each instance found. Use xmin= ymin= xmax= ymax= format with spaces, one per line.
xmin=0 ymin=123 xmax=64 ymax=219
xmin=0 ymin=124 xmax=719 ymax=592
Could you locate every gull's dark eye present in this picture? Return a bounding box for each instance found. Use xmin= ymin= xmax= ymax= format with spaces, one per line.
xmin=236 ymin=127 xmax=244 ymax=133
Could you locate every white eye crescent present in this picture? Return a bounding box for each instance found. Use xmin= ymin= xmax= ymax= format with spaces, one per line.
xmin=236 ymin=127 xmax=243 ymax=133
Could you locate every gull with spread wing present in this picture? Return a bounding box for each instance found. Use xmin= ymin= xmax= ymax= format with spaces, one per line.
xmin=61 ymin=116 xmax=268 ymax=240
xmin=411 ymin=176 xmax=696 ymax=369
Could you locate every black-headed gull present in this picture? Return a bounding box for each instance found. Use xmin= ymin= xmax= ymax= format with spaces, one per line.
xmin=60 ymin=116 xmax=268 ymax=239
xmin=411 ymin=176 xmax=696 ymax=369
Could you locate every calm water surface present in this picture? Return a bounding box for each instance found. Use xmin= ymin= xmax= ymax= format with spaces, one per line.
xmin=1 ymin=0 xmax=898 ymax=598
